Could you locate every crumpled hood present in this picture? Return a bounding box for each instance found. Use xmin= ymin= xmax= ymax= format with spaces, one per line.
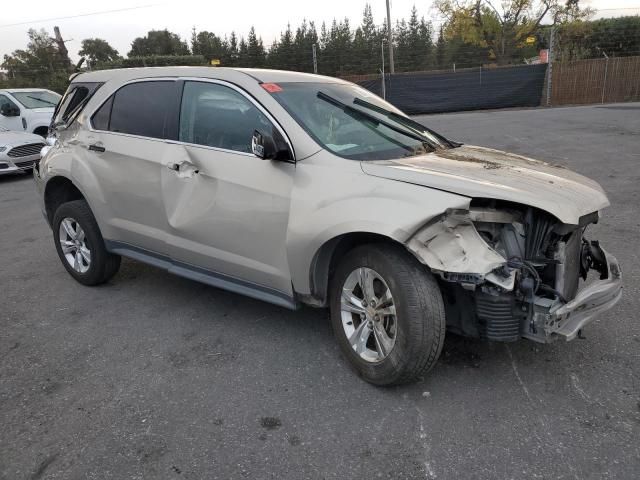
xmin=361 ymin=145 xmax=609 ymax=224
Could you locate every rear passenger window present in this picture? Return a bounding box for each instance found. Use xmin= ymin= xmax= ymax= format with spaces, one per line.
xmin=179 ymin=81 xmax=273 ymax=153
xmin=106 ymin=81 xmax=173 ymax=139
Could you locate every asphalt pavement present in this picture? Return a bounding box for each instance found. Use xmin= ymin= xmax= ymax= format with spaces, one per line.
xmin=1 ymin=103 xmax=639 ymax=479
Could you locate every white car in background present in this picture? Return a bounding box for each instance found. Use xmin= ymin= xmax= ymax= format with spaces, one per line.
xmin=0 ymin=126 xmax=45 ymax=175
xmin=0 ymin=88 xmax=61 ymax=136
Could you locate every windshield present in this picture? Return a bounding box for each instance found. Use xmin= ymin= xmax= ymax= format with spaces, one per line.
xmin=11 ymin=91 xmax=61 ymax=109
xmin=269 ymin=82 xmax=453 ymax=160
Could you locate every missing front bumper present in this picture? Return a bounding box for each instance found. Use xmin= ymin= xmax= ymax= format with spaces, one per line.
xmin=524 ymin=249 xmax=622 ymax=342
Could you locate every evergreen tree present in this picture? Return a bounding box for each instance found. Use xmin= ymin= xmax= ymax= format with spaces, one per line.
xmin=269 ymin=24 xmax=294 ymax=70
xmin=247 ymin=26 xmax=266 ymax=67
xmin=435 ymin=26 xmax=446 ymax=68
xmin=395 ymin=6 xmax=434 ymax=71
xmin=353 ymin=4 xmax=380 ymax=74
xmin=227 ymin=32 xmax=239 ymax=66
xmin=237 ymin=37 xmax=248 ymax=67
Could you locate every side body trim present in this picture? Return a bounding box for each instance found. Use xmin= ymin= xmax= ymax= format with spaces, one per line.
xmin=104 ymin=240 xmax=299 ymax=310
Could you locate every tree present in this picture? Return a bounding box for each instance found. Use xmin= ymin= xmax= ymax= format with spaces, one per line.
xmin=128 ymin=30 xmax=190 ymax=57
xmin=79 ymin=38 xmax=120 ymax=65
xmin=1 ymin=29 xmax=70 ymax=92
xmin=267 ymin=23 xmax=294 ymax=70
xmin=554 ymin=16 xmax=640 ymax=61
xmin=435 ymin=26 xmax=446 ymax=68
xmin=225 ymin=32 xmax=239 ymax=66
xmin=352 ymin=4 xmax=380 ymax=74
xmin=394 ymin=6 xmax=433 ymax=71
xmin=246 ymin=26 xmax=266 ymax=67
xmin=435 ymin=0 xmax=591 ymax=65
xmin=320 ymin=18 xmax=353 ymax=75
xmin=237 ymin=37 xmax=249 ymax=66
xmin=191 ymin=28 xmax=226 ymax=62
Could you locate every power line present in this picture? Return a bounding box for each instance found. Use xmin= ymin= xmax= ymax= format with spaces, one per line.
xmin=0 ymin=4 xmax=159 ymax=28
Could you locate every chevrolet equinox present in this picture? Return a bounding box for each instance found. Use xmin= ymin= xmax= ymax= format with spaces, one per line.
xmin=35 ymin=68 xmax=622 ymax=385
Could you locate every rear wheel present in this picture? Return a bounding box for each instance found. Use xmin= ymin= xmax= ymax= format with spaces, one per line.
xmin=329 ymin=244 xmax=446 ymax=386
xmin=53 ymin=200 xmax=120 ymax=285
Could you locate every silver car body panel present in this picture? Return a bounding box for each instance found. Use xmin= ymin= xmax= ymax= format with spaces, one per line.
xmin=406 ymin=209 xmax=507 ymax=276
xmin=361 ymin=145 xmax=609 ymax=225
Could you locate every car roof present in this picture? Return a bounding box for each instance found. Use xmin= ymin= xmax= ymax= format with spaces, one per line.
xmin=72 ymin=67 xmax=349 ymax=86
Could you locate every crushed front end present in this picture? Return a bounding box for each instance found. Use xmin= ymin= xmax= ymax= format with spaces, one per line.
xmin=407 ymin=201 xmax=622 ymax=343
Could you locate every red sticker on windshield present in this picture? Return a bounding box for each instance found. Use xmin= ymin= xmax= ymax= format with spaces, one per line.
xmin=261 ymin=83 xmax=282 ymax=93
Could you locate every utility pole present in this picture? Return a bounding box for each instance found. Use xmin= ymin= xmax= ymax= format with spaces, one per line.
xmin=53 ymin=26 xmax=72 ymax=71
xmin=381 ymin=41 xmax=386 ymax=100
xmin=385 ymin=0 xmax=394 ymax=74
xmin=312 ymin=44 xmax=318 ymax=74
xmin=601 ymin=50 xmax=609 ymax=104
xmin=546 ymin=27 xmax=554 ymax=107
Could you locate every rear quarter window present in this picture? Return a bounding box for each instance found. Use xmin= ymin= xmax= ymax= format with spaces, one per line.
xmin=91 ymin=96 xmax=113 ymax=131
xmin=53 ymin=82 xmax=103 ymax=127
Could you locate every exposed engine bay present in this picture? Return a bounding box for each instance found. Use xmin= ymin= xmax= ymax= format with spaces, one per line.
xmin=407 ymin=200 xmax=623 ymax=343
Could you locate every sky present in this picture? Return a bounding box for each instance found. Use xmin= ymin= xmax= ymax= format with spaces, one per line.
xmin=1 ymin=0 xmax=639 ymax=61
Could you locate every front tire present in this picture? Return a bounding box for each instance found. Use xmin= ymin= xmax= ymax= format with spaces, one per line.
xmin=53 ymin=199 xmax=121 ymax=285
xmin=329 ymin=244 xmax=446 ymax=386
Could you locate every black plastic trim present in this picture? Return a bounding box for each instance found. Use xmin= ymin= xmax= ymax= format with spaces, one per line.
xmin=104 ymin=240 xmax=299 ymax=310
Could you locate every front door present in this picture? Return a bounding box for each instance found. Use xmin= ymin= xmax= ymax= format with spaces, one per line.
xmin=0 ymin=94 xmax=23 ymax=131
xmin=162 ymin=80 xmax=296 ymax=299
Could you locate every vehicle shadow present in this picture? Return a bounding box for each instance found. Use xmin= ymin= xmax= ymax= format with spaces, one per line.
xmin=104 ymin=258 xmax=530 ymax=386
xmin=0 ymin=171 xmax=33 ymax=184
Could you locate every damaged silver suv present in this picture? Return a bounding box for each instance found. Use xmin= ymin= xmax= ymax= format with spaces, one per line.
xmin=35 ymin=68 xmax=622 ymax=385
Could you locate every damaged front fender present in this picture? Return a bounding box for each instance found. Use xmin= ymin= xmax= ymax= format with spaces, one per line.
xmin=406 ymin=209 xmax=513 ymax=289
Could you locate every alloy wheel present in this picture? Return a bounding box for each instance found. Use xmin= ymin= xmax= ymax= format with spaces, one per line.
xmin=58 ymin=217 xmax=91 ymax=273
xmin=340 ymin=267 xmax=397 ymax=363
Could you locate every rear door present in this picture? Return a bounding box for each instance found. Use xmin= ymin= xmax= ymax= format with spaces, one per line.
xmin=81 ymin=79 xmax=179 ymax=254
xmin=162 ymin=79 xmax=296 ymax=298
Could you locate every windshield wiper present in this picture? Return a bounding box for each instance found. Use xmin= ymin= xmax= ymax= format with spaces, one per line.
xmin=317 ymin=91 xmax=437 ymax=151
xmin=353 ymin=97 xmax=461 ymax=149
xmin=26 ymin=95 xmax=57 ymax=107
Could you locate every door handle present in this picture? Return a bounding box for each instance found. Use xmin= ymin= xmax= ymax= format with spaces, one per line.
xmin=167 ymin=161 xmax=199 ymax=177
xmin=88 ymin=144 xmax=105 ymax=153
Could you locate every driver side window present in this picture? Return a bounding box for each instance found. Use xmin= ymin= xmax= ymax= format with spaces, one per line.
xmin=0 ymin=95 xmax=19 ymax=116
xmin=179 ymin=81 xmax=273 ymax=153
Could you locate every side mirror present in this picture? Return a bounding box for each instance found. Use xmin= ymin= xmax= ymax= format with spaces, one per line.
xmin=251 ymin=130 xmax=276 ymax=160
xmin=0 ymin=104 xmax=19 ymax=117
xmin=251 ymin=129 xmax=294 ymax=162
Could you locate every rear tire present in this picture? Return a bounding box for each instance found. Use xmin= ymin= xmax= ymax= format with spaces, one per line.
xmin=52 ymin=199 xmax=120 ymax=286
xmin=329 ymin=244 xmax=446 ymax=386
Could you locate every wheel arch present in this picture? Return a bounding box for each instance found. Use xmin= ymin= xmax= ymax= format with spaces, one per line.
xmin=44 ymin=176 xmax=86 ymax=226
xmin=307 ymin=232 xmax=406 ymax=307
